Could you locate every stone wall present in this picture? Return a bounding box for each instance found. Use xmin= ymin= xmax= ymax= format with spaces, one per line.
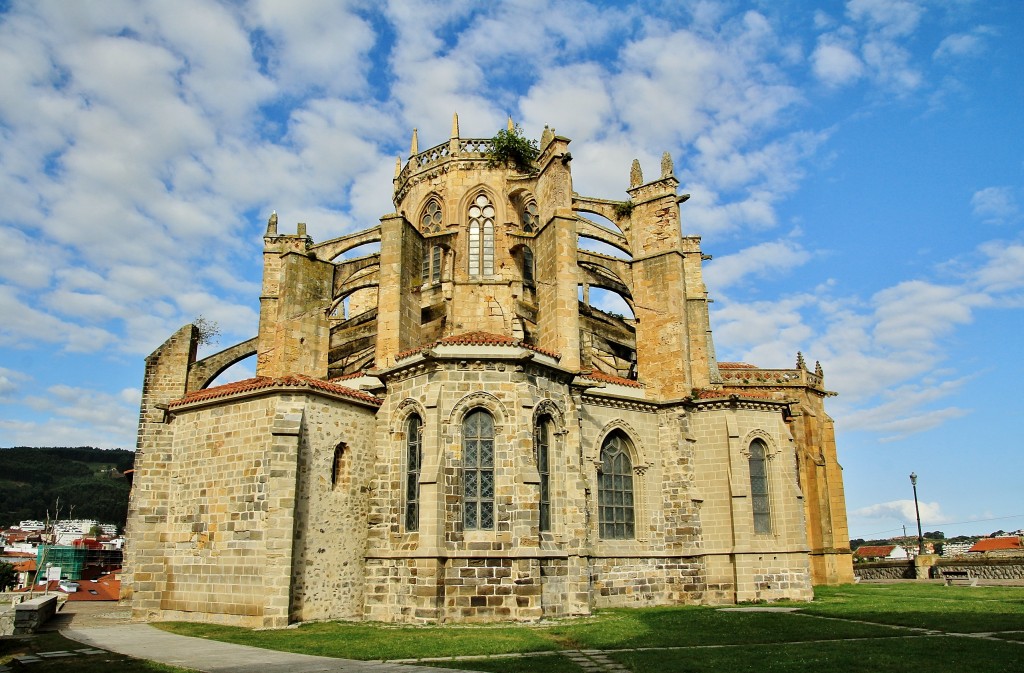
xmin=854 ymin=558 xmax=1024 ymax=581
xmin=289 ymin=396 xmax=377 ymax=622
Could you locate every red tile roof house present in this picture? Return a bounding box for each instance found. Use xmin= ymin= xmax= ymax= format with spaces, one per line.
xmin=854 ymin=545 xmax=910 ymax=561
xmin=967 ymin=537 xmax=1023 ymax=555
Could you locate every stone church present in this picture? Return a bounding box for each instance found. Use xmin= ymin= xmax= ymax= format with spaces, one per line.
xmin=123 ymin=118 xmax=854 ymax=628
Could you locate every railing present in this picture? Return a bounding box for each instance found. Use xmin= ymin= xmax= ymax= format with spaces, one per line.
xmin=718 ymin=367 xmax=823 ymax=389
xmin=395 ymin=138 xmax=496 ymax=188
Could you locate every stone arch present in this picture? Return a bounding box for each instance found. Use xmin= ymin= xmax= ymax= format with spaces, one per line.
xmin=392 ymin=398 xmax=429 ymax=435
xmin=447 ymin=390 xmax=508 ymax=437
xmin=740 ymin=429 xmax=781 ymax=459
xmin=591 ymin=419 xmax=648 ymax=468
xmin=531 ymin=398 xmax=566 ymax=430
xmin=186 ymin=337 xmax=258 ymax=392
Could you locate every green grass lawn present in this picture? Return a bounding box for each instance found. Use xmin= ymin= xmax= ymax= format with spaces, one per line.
xmin=154 ymin=583 xmax=1024 ymax=672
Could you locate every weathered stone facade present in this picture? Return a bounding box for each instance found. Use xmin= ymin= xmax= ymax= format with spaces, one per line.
xmin=124 ymin=119 xmax=853 ymax=627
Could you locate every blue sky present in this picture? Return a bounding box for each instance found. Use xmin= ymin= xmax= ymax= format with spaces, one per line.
xmin=0 ymin=0 xmax=1021 ymax=541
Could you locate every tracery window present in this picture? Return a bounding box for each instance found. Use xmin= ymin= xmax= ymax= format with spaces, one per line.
xmin=522 ymin=201 xmax=538 ymax=232
xmin=749 ymin=438 xmax=771 ymax=534
xmin=468 ymin=194 xmax=495 ymax=276
xmin=463 ymin=409 xmax=495 ymax=530
xmin=598 ymin=431 xmax=635 ymax=539
xmin=405 ymin=416 xmax=422 ymax=531
xmin=421 ymin=199 xmax=442 ymax=233
xmin=534 ymin=415 xmax=551 ymax=531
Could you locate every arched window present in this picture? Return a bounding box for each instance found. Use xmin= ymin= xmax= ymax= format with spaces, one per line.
xmin=405 ymin=415 xmax=422 ymax=531
xmin=468 ymin=194 xmax=495 ymax=276
xmin=534 ymin=415 xmax=551 ymax=531
xmin=598 ymin=432 xmax=634 ymax=539
xmin=522 ymin=246 xmax=535 ymax=286
xmin=463 ymin=409 xmax=495 ymax=529
xmin=421 ymin=199 xmax=442 ymax=233
xmin=331 ymin=443 xmax=347 ymax=489
xmin=749 ymin=439 xmax=771 ymax=534
xmin=522 ymin=201 xmax=538 ymax=232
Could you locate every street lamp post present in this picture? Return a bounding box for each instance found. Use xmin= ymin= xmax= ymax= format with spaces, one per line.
xmin=910 ymin=472 xmax=924 ymax=556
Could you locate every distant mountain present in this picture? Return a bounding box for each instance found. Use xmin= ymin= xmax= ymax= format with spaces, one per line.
xmin=0 ymin=447 xmax=134 ymax=530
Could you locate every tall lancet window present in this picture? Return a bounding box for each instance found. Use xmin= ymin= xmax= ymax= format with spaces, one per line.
xmin=468 ymin=193 xmax=495 ymax=276
xmin=405 ymin=415 xmax=422 ymax=531
xmin=749 ymin=438 xmax=772 ymax=534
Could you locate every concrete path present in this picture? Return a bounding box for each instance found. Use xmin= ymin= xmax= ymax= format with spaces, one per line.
xmin=61 ymin=622 xmax=481 ymax=673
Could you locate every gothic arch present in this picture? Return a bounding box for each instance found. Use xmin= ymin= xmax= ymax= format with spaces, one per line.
xmin=392 ymin=398 xmax=429 ymax=435
xmin=740 ymin=429 xmax=780 ymax=459
xmin=418 ymin=194 xmax=445 ymax=233
xmin=591 ymin=419 xmax=648 ymax=468
xmin=447 ymin=391 xmax=508 ymax=438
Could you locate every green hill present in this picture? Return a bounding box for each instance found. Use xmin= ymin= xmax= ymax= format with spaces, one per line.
xmin=0 ymin=446 xmax=134 ymax=530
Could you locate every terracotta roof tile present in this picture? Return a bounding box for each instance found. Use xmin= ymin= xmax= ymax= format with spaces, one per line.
xmin=718 ymin=362 xmax=759 ymax=369
xmin=968 ymin=537 xmax=1022 ymax=552
xmin=578 ymin=370 xmax=644 ymax=388
xmin=396 ymin=331 xmax=561 ymax=361
xmin=170 ymin=374 xmax=381 ymax=408
xmin=328 ymin=371 xmax=371 ymax=381
xmin=854 ymin=545 xmax=896 ymax=558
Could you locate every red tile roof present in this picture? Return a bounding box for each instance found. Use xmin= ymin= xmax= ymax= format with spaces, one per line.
xmin=968 ymin=537 xmax=1022 ymax=553
xmin=578 ymin=370 xmax=644 ymax=388
xmin=396 ymin=331 xmax=561 ymax=361
xmin=718 ymin=362 xmax=759 ymax=369
xmin=65 ymin=577 xmax=120 ymax=601
xmin=169 ymin=374 xmax=381 ymax=408
xmin=854 ymin=545 xmax=896 ymax=558
xmin=13 ymin=560 xmax=36 ymax=572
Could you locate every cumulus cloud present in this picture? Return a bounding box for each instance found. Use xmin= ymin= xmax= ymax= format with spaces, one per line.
xmin=854 ymin=499 xmax=949 ymax=526
xmin=971 ymin=186 xmax=1020 ymax=225
xmin=704 ymin=239 xmax=812 ymax=291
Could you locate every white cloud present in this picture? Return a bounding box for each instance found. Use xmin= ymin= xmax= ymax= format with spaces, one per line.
xmin=854 ymin=499 xmax=949 ymax=526
xmin=971 ymin=186 xmax=1020 ymax=225
xmin=0 ymin=367 xmax=29 ymax=402
xmin=933 ymin=31 xmax=985 ymax=60
xmin=846 ymin=0 xmax=923 ymax=38
xmin=0 ymin=382 xmax=139 ymax=448
xmin=812 ymin=41 xmax=864 ymax=87
xmin=704 ymin=239 xmax=812 ymax=291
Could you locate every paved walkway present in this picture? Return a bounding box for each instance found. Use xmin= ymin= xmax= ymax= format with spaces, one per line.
xmin=62 ymin=623 xmax=481 ymax=673
xmin=54 ymin=603 xmax=480 ymax=673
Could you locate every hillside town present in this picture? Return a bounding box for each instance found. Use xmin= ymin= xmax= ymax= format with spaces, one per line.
xmin=0 ymin=519 xmax=123 ymax=600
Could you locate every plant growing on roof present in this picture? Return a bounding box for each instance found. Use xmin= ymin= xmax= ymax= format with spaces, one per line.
xmin=486 ymin=124 xmax=539 ymax=174
xmin=613 ymin=200 xmax=635 ymax=218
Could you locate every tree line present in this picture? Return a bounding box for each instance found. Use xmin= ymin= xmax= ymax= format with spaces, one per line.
xmin=0 ymin=446 xmax=134 ymax=530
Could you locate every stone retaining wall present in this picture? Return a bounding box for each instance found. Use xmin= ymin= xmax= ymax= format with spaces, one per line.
xmin=854 ymin=558 xmax=1024 ymax=581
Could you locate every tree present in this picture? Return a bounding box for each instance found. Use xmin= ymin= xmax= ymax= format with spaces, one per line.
xmin=486 ymin=124 xmax=539 ymax=174
xmin=924 ymin=531 xmax=945 ymax=539
xmin=0 ymin=561 xmax=17 ymax=591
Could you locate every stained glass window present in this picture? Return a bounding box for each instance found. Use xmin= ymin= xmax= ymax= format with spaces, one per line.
xmin=598 ymin=432 xmax=635 ymax=539
xmin=405 ymin=416 xmax=422 ymax=531
xmin=749 ymin=439 xmax=771 ymax=534
xmin=468 ymin=194 xmax=495 ymax=276
xmin=535 ymin=415 xmax=551 ymax=531
xmin=463 ymin=409 xmax=495 ymax=529
xmin=421 ymin=199 xmax=442 ymax=232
